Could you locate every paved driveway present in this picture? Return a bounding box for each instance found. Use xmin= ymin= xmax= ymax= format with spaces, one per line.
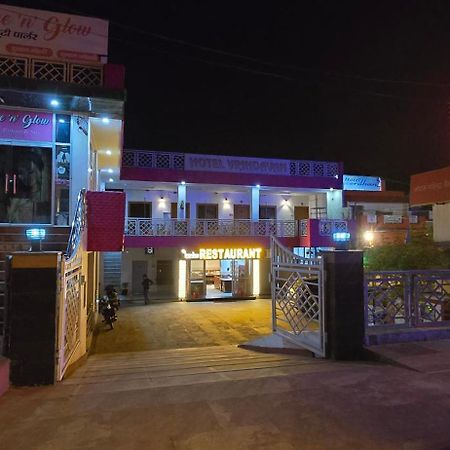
xmin=93 ymin=298 xmax=273 ymax=354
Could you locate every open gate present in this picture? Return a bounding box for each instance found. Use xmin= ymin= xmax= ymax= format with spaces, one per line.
xmin=271 ymin=236 xmax=326 ymax=356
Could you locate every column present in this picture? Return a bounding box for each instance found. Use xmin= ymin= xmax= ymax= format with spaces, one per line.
xmin=321 ymin=250 xmax=365 ymax=360
xmin=177 ymin=182 xmax=186 ymax=219
xmin=326 ymin=189 xmax=343 ymax=219
xmin=251 ymin=186 xmax=260 ymax=221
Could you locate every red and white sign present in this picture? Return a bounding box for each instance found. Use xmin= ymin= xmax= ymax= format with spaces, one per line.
xmin=0 ymin=108 xmax=53 ymax=142
xmin=410 ymin=166 xmax=450 ymax=206
xmin=0 ymin=4 xmax=108 ymax=63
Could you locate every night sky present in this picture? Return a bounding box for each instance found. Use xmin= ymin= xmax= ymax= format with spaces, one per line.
xmin=7 ymin=0 xmax=450 ymax=189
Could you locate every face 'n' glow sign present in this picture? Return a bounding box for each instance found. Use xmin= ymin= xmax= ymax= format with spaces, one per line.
xmin=182 ymin=248 xmax=262 ymax=260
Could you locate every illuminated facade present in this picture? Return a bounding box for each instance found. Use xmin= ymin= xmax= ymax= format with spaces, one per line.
xmin=113 ymin=149 xmax=353 ymax=300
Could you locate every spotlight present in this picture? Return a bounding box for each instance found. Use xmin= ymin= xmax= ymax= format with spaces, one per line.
xmin=106 ymin=150 xmax=112 ymax=155
xmin=108 ymin=178 xmax=114 ymax=182
xmin=50 ymin=99 xmax=59 ymax=107
xmin=102 ymin=117 xmax=110 ymax=124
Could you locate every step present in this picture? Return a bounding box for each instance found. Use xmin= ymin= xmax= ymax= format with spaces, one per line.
xmin=65 ymin=345 xmax=324 ymax=390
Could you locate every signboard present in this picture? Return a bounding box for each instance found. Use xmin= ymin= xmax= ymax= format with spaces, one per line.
xmin=367 ymin=214 xmax=377 ymax=224
xmin=0 ymin=108 xmax=53 ymax=141
xmin=384 ymin=215 xmax=403 ymax=224
xmin=410 ymin=166 xmax=450 ymax=206
xmin=343 ymin=174 xmax=382 ymax=191
xmin=0 ymin=4 xmax=108 ymax=62
xmin=408 ymin=215 xmax=418 ymax=224
xmin=185 ymin=154 xmax=290 ymax=176
xmin=182 ymin=248 xmax=262 ymax=260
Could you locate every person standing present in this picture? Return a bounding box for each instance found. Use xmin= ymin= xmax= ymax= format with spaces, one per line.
xmin=142 ymin=274 xmax=153 ymax=305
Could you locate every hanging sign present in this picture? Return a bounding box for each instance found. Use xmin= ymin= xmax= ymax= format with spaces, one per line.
xmin=0 ymin=108 xmax=53 ymax=141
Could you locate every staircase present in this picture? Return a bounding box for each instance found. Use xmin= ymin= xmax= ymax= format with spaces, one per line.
xmin=103 ymin=252 xmax=122 ymax=289
xmin=0 ymin=226 xmax=70 ymax=354
xmin=64 ymin=345 xmax=325 ymax=389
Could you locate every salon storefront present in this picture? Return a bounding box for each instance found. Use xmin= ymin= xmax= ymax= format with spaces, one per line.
xmin=0 ymin=107 xmax=92 ymax=226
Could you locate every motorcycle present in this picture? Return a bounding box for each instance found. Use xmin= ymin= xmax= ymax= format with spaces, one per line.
xmin=105 ymin=285 xmax=120 ymax=311
xmin=99 ymin=295 xmax=117 ymax=329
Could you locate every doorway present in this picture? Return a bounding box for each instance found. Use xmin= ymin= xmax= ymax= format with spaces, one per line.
xmin=0 ymin=145 xmax=52 ymax=223
xmin=132 ymin=260 xmax=148 ymax=295
xmin=156 ymin=260 xmax=173 ymax=285
xmin=294 ymin=206 xmax=309 ymax=220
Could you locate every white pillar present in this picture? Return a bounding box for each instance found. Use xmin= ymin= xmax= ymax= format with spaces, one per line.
xmin=177 ymin=183 xmax=186 ymax=219
xmin=251 ymin=186 xmax=260 ymax=221
xmin=326 ymin=189 xmax=343 ymax=219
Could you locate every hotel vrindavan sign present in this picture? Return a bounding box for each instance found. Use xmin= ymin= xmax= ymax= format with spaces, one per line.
xmin=182 ymin=248 xmax=262 ymax=260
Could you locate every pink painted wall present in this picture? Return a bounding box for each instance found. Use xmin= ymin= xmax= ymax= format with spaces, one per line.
xmin=86 ymin=191 xmax=126 ymax=251
xmin=121 ymin=166 xmax=343 ymax=190
xmin=125 ymin=235 xmax=299 ymax=249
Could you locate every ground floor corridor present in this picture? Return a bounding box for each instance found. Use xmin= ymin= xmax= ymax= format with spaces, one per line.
xmin=92 ymin=298 xmax=273 ymax=354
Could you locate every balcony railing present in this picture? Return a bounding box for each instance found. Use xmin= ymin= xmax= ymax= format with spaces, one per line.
xmin=0 ymin=54 xmax=103 ymax=87
xmin=126 ymin=218 xmax=297 ymax=237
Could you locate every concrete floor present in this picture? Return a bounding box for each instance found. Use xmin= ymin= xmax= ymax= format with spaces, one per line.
xmin=93 ymin=298 xmax=273 ymax=354
xmin=3 ymin=300 xmax=450 ymax=448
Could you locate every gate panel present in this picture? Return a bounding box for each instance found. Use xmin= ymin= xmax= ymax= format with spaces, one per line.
xmin=271 ymin=237 xmax=325 ymax=356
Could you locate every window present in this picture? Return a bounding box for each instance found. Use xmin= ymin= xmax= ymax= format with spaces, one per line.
xmin=259 ymin=205 xmax=276 ymax=220
xmin=197 ymin=203 xmax=218 ymax=219
xmin=128 ymin=202 xmax=152 ymax=218
xmin=55 ymin=115 xmax=71 ymax=143
xmin=234 ymin=204 xmax=250 ymax=219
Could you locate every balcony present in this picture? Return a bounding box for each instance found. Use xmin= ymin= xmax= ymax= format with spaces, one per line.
xmin=120 ymin=149 xmax=343 ymax=190
xmin=299 ymin=219 xmax=354 ymax=247
xmin=124 ymin=217 xmax=355 ymax=249
xmin=126 ymin=218 xmax=297 ymax=238
xmin=0 ymin=54 xmax=125 ymax=88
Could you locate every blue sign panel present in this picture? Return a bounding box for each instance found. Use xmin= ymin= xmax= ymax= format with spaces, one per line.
xmin=343 ymin=175 xmax=382 ymax=191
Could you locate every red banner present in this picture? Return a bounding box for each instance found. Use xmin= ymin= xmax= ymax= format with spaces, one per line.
xmin=410 ymin=166 xmax=450 ymax=206
xmin=86 ymin=191 xmax=125 ymax=251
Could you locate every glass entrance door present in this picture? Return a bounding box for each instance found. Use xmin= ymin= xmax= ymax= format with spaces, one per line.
xmin=232 ymin=259 xmax=252 ymax=297
xmin=0 ymin=145 xmax=52 ymax=224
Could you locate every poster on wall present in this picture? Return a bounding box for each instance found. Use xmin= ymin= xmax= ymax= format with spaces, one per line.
xmin=55 ymin=145 xmax=70 ymax=185
xmin=0 ymin=4 xmax=108 ymax=63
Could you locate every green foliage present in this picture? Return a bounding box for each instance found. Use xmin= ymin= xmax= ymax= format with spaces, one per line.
xmin=364 ymin=240 xmax=450 ymax=271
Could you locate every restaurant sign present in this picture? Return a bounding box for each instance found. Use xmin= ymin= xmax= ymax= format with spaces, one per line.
xmin=182 ymin=248 xmax=262 ymax=260
xmin=343 ymin=174 xmax=382 ymax=191
xmin=185 ymin=154 xmax=290 ymax=176
xmin=0 ymin=108 xmax=53 ymax=141
xmin=0 ymin=4 xmax=108 ymax=62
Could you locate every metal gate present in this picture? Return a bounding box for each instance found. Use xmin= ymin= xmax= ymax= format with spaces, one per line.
xmin=271 ymin=236 xmax=326 ymax=356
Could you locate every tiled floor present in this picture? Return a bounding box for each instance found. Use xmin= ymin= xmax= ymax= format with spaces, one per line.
xmin=93 ymin=298 xmax=273 ymax=354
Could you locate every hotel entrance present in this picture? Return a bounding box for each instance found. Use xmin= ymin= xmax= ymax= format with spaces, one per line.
xmin=179 ymin=247 xmax=262 ymax=300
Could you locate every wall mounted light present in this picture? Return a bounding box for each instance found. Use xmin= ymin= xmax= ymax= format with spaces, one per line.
xmin=50 ymin=99 xmax=59 ymax=107
xmin=102 ymin=117 xmax=110 ymax=124
xmin=107 ymin=168 xmax=113 ymax=173
xmin=108 ymin=178 xmax=114 ymax=182
xmin=181 ymin=180 xmax=186 ymax=185
xmin=106 ymin=150 xmax=112 ymax=155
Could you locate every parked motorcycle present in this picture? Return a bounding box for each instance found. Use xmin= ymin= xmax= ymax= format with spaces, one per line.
xmin=105 ymin=285 xmax=120 ymax=311
xmin=99 ymin=295 xmax=117 ymax=329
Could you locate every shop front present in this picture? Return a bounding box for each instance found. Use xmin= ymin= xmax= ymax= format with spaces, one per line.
xmin=178 ymin=247 xmax=263 ymax=301
xmin=0 ymin=108 xmax=78 ymax=225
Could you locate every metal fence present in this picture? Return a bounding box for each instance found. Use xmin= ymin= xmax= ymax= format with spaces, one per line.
xmin=365 ymin=270 xmax=450 ymax=329
xmin=57 ymin=190 xmax=86 ymax=381
xmin=271 ymin=236 xmax=325 ymax=356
